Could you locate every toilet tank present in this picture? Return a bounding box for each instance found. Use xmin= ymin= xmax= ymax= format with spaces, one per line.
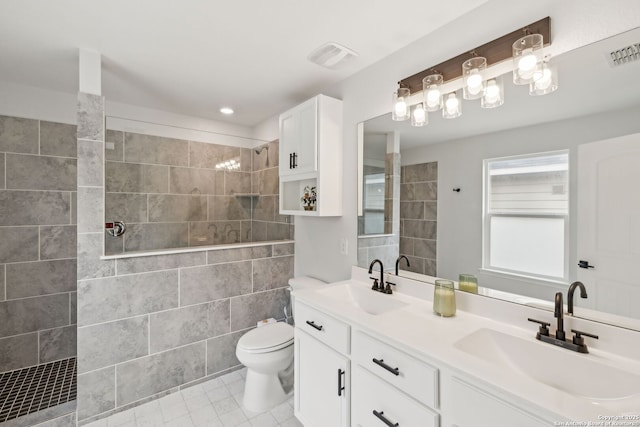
xmin=288 ymin=276 xmax=326 ymax=320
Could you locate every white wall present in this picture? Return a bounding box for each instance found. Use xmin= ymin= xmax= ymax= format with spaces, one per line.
xmin=292 ymin=0 xmax=640 ymax=282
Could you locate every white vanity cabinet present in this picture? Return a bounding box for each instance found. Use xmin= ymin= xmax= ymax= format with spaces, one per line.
xmin=278 ymin=94 xmax=343 ymax=216
xmin=294 ymin=302 xmax=350 ymax=426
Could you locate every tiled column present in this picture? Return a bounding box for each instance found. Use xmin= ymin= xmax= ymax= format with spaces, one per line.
xmin=76 ymin=92 xmax=116 ymax=423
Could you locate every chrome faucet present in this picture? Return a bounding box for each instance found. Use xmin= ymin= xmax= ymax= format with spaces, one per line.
xmin=395 ymin=255 xmax=410 ymax=275
xmin=567 ymin=281 xmax=587 ymax=315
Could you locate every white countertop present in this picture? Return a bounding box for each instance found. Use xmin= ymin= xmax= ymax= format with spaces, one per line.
xmin=293 ymin=267 xmax=640 ymax=423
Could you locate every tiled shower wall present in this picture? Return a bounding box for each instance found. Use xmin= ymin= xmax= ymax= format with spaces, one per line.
xmin=0 ymin=115 xmax=77 ymax=373
xmin=399 ymin=162 xmax=438 ymax=276
xmin=76 ymin=95 xmax=295 ymax=424
xmin=104 ymin=132 xmax=292 ymax=255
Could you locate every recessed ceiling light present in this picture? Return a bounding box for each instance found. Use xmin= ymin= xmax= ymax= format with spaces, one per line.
xmin=220 ymin=107 xmax=234 ymax=115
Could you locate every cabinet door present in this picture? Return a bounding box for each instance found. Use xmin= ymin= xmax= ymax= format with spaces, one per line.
xmin=295 ymin=329 xmax=349 ymax=427
xmin=450 ymin=377 xmax=550 ymax=427
xmin=279 ymin=97 xmax=317 ymax=177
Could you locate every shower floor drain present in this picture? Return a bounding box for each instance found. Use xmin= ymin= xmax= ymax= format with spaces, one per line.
xmin=0 ymin=357 xmax=77 ymax=423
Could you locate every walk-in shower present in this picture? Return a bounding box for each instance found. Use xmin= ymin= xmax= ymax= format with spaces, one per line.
xmin=103 ymin=117 xmax=292 ymax=255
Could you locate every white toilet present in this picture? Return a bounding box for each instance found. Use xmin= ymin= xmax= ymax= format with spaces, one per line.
xmin=235 ymin=276 xmax=326 ymax=412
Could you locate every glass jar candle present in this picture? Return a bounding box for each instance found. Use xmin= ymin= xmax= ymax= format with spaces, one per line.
xmin=433 ymin=279 xmax=456 ymax=317
xmin=458 ymin=274 xmax=478 ymax=294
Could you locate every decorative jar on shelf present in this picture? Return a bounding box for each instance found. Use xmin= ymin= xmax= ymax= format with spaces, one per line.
xmin=301 ymin=185 xmax=317 ymax=211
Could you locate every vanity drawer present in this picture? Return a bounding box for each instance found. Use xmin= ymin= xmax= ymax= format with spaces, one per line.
xmin=353 ymin=331 xmax=439 ymax=409
xmin=353 ymin=365 xmax=439 ymax=427
xmin=295 ymin=302 xmax=350 ymax=354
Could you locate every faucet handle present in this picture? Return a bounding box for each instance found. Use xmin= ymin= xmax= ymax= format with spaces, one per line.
xmin=370 ymin=277 xmax=380 ymax=291
xmin=383 ymin=281 xmax=396 ymax=294
xmin=571 ymin=329 xmax=599 ymax=347
xmin=528 ymin=318 xmax=551 ymax=337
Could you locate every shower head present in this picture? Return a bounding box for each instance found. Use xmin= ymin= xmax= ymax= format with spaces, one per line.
xmin=254 ymin=144 xmax=269 ymax=155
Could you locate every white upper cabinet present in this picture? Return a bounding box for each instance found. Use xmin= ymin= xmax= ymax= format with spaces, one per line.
xmin=278 ymin=94 xmax=343 ymax=216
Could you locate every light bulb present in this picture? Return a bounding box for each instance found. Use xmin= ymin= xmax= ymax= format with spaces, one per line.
xmin=392 ymin=87 xmax=410 ymax=121
xmin=466 ymin=71 xmax=483 ymax=95
xmin=518 ymin=50 xmax=538 ymax=79
xmin=445 ymin=95 xmax=459 ymax=114
xmin=411 ymin=103 xmax=427 ymax=127
xmin=443 ymin=93 xmax=461 ymax=118
xmin=485 ymin=80 xmax=499 ymax=102
xmin=533 ymin=68 xmax=552 ymax=90
xmin=394 ymin=97 xmax=408 ymax=118
xmin=426 ymin=89 xmax=441 ymax=108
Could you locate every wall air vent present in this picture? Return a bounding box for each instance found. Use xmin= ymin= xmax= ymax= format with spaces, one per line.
xmin=308 ymin=42 xmax=358 ymax=70
xmin=607 ymin=42 xmax=640 ymax=67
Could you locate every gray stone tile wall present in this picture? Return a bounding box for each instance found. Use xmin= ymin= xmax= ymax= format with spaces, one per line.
xmin=104 ymin=137 xmax=292 ymax=255
xmin=77 ymin=242 xmax=294 ymax=423
xmin=400 ymin=162 xmax=438 ymax=276
xmin=125 ymin=133 xmax=189 ymax=166
xmin=0 ymin=116 xmax=77 ymax=374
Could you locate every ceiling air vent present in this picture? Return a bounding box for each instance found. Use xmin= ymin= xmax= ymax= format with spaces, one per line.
xmin=607 ymin=42 xmax=640 ymax=67
xmin=308 ymin=42 xmax=358 ymax=70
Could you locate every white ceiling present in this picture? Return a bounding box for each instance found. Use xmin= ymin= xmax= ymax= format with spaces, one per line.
xmin=0 ymin=0 xmax=488 ymax=127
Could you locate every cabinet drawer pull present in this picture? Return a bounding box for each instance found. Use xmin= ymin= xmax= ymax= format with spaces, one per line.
xmin=337 ymin=368 xmax=345 ymax=396
xmin=373 ymin=410 xmax=399 ymax=426
xmin=292 ymin=152 xmax=298 ymax=168
xmin=289 ymin=153 xmax=293 ymax=169
xmin=372 ymin=358 xmax=400 ymax=376
xmin=305 ymin=320 xmax=323 ymax=331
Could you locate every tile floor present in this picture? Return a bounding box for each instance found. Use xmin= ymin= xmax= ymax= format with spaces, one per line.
xmin=84 ymin=368 xmax=302 ymax=427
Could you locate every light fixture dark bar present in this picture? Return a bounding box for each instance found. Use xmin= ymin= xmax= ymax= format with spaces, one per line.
xmin=398 ymin=16 xmax=551 ymax=93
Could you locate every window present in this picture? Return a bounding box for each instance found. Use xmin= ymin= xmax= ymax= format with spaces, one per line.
xmin=483 ymin=151 xmax=569 ymax=281
xmin=362 ymin=172 xmax=385 ymax=234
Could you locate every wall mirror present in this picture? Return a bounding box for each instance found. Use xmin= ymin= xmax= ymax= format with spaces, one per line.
xmin=357 ymin=27 xmax=640 ymax=331
xmin=102 ymin=117 xmax=292 ymax=256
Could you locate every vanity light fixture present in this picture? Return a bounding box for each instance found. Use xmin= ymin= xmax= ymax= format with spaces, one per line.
xmin=393 ymin=17 xmax=554 ymax=123
xmin=411 ymin=102 xmax=428 ymax=126
xmin=392 ymin=86 xmax=411 ymax=121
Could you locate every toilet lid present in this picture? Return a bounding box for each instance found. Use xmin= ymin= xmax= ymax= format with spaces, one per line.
xmin=237 ymin=322 xmax=294 ymax=354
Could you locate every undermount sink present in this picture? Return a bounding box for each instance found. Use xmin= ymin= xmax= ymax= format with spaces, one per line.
xmin=455 ymin=328 xmax=640 ymax=402
xmin=316 ymin=282 xmax=408 ymax=315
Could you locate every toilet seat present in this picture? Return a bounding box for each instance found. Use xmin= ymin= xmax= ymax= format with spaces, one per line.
xmin=237 ymin=322 xmax=294 ymax=354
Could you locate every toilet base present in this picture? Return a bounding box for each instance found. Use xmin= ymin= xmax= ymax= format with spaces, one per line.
xmin=242 ymin=369 xmax=291 ymax=413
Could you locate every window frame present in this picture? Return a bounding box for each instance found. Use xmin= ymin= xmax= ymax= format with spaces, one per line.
xmin=482 ymin=150 xmax=570 ymax=283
